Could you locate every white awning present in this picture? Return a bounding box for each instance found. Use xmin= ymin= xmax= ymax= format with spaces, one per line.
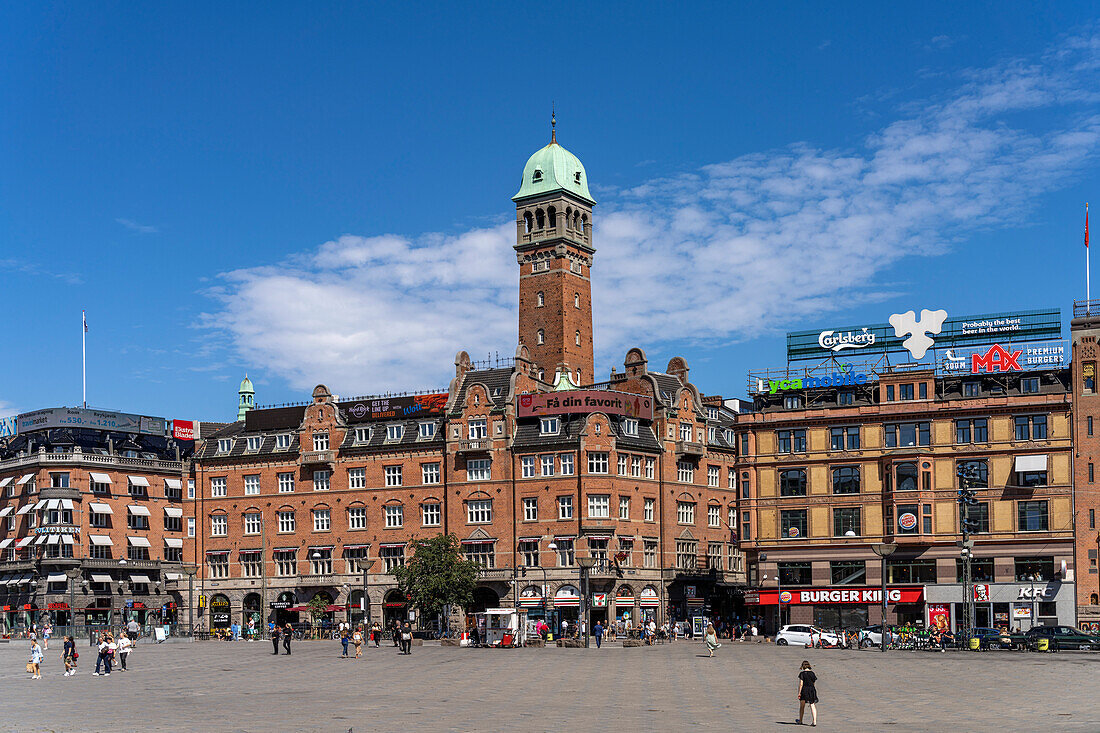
xmin=163 ymin=506 xmax=183 ymax=518
xmin=127 ymin=536 xmax=151 ymax=547
xmin=89 ymin=534 xmax=113 ymax=546
xmin=89 ymin=502 xmax=113 ymax=514
xmin=1015 ymin=454 xmax=1048 ymax=472
xmin=127 ymin=505 xmax=151 ymax=516
xmin=90 ymin=574 xmax=113 ymax=583
xmin=89 ymin=472 xmax=112 ymax=484
xmin=46 ymin=573 xmax=66 ymax=583
xmin=0 ymin=507 xmax=12 ymax=517
xmin=129 ymin=574 xmax=152 ymax=583
xmin=34 ymin=535 xmax=48 ymax=545
xmin=0 ymin=539 xmax=12 ymax=549
xmin=164 ymin=537 xmax=184 ymax=548
xmin=33 ymin=500 xmax=47 ymax=510
xmin=127 ymin=476 xmax=150 ymax=487
xmin=164 ymin=572 xmax=182 ymax=580
xmin=0 ymin=478 xmax=11 ymax=488
xmin=15 ymin=537 xmax=32 ymax=548
xmin=15 ymin=504 xmax=33 ymax=515
xmin=16 ymin=473 xmax=34 ymax=485
xmin=164 ymin=478 xmax=182 ymax=490
xmin=60 ymin=499 xmax=74 ymax=510
xmin=47 ymin=535 xmax=61 ymax=545
xmin=60 ymin=534 xmax=73 ymax=545
xmin=44 ymin=499 xmax=60 ymax=510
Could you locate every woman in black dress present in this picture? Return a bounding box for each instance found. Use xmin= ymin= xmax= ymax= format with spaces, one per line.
xmin=797 ymin=660 xmax=818 ymax=726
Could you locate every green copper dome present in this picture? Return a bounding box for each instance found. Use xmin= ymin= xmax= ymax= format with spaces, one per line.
xmin=513 ymin=139 xmax=595 ymax=205
xmin=239 ymin=375 xmax=254 ymax=394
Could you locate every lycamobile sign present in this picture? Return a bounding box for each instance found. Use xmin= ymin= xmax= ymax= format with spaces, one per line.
xmin=758 ymin=370 xmax=872 ymax=394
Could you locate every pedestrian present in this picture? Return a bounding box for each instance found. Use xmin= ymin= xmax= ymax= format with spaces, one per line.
xmin=118 ymin=632 xmax=133 ymax=671
xmin=391 ymin=620 xmax=401 ymax=648
xmin=752 ymin=623 xmax=760 ymax=642
xmin=62 ymin=635 xmax=77 ymax=676
xmin=593 ymin=621 xmax=604 ymax=649
xmin=248 ymin=618 xmax=255 ymax=641
xmin=796 ymin=660 xmax=819 ymax=726
xmin=28 ymin=638 xmax=43 ymax=679
xmin=353 ymin=626 xmax=363 ymax=659
xmin=271 ymin=623 xmax=281 ymax=655
xmin=340 ymin=626 xmax=350 ymax=658
xmin=561 ymin=619 xmax=569 ymax=640
xmin=400 ymin=622 xmax=413 ymax=654
xmin=372 ymin=621 xmax=381 ymax=647
xmin=282 ymin=623 xmax=293 ymax=655
xmin=705 ymin=623 xmax=721 ymax=657
xmin=42 ymin=622 xmax=52 ymax=650
xmin=93 ymin=634 xmax=112 ymax=676
xmin=127 ymin=618 xmax=141 ymax=643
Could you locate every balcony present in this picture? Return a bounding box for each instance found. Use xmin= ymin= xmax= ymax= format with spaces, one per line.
xmin=40 ymin=487 xmax=82 ymax=501
xmin=300 ymin=450 xmax=335 ymax=466
xmin=585 ymin=560 xmax=620 ymax=579
xmin=477 ymin=568 xmax=511 ymax=581
xmin=455 ymin=439 xmax=491 ymax=454
xmin=674 ymin=440 xmax=705 ymax=459
xmin=0 ymin=561 xmax=35 ymax=573
xmin=83 ymin=558 xmax=162 ymax=571
xmin=0 ymin=449 xmax=183 ymax=474
xmin=299 ymin=573 xmax=340 ymax=586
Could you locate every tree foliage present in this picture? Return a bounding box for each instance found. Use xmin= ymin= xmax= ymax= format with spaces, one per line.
xmin=392 ymin=533 xmax=480 ymax=617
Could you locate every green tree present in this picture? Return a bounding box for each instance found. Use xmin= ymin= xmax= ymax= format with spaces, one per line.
xmin=306 ymin=594 xmax=328 ymax=637
xmin=392 ymin=533 xmax=480 ymax=619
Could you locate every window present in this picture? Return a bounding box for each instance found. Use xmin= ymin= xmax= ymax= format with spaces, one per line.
xmin=348 ymin=468 xmax=365 ymax=490
xmin=463 ymin=542 xmax=495 ymax=568
xmin=837 ymin=391 xmax=855 ymax=405
xmin=644 ymin=498 xmax=655 ymax=522
xmin=1014 ymin=556 xmax=1055 ymax=581
xmin=348 ymin=507 xmax=367 ymax=530
xmin=727 ymin=468 xmax=736 ymax=490
xmin=244 ymin=474 xmax=260 ymax=495
xmin=467 ymin=499 xmax=492 ymax=524
xmin=1021 ymin=377 xmax=1039 ymax=393
xmin=536 ymin=329 xmax=545 ymax=344
xmin=677 ymin=501 xmax=695 ymax=525
xmin=468 ymin=419 xmax=487 ymax=439
xmin=246 ymin=436 xmax=262 ymax=452
xmin=274 ymin=550 xmax=296 ymax=576
xmin=244 ymin=512 xmax=262 ymax=535
xmin=886 ymin=385 xmax=895 ymax=402
xmin=384 ymin=504 xmax=404 ymax=528
xmin=538 ymin=416 xmax=560 ymax=436
xmin=211 ymin=515 xmax=228 ymax=536
xmin=421 ymin=502 xmax=441 ymax=527
xmin=1092 ymin=463 xmax=1096 ymax=483
xmin=893 ymin=462 xmax=919 ymax=491
xmin=560 ymin=454 xmax=574 ymax=476
xmin=740 ymin=434 xmax=751 ymax=455
xmin=523 ymin=497 xmax=538 ymax=522
xmin=555 ymin=538 xmax=575 ymax=566
xmin=276 ymin=433 xmax=292 ymax=449
xmin=1017 ymin=501 xmax=1049 ymax=531
xmin=956 ymin=418 xmax=989 ymax=444
xmin=677 ymin=461 xmax=694 ymax=483
xmin=207 ymin=554 xmax=229 ymax=579
xmin=704 ymin=542 xmax=723 ymax=570
xmin=422 ymin=462 xmax=440 ymax=484
xmin=418 ymin=422 xmax=436 ymax=439
xmin=587 ymin=495 xmax=610 ymax=519
xmin=558 ymin=496 xmax=574 ymax=520
xmin=619 ymin=497 xmax=630 ymax=520
xmin=91 ymin=479 xmax=109 ymax=495
xmin=956 ymin=558 xmax=995 ymax=583
xmin=830 ymin=426 xmax=860 ymax=450
xmin=312 ymin=508 xmax=331 ymax=532
xmin=309 ymin=548 xmax=332 ymax=574
xmin=50 ymin=472 xmax=70 ymax=488
xmin=960 ymin=502 xmax=990 ymax=533
xmin=776 ymin=429 xmax=806 ymax=453
xmin=344 ymin=546 xmax=370 ymax=573
xmin=128 ymin=512 xmax=149 ymax=531
xmin=886 ymin=559 xmax=936 ymax=583
xmin=587 ymin=452 xmax=609 ymax=474
xmin=521 ymin=456 xmax=536 ymax=478
xmin=536 ymin=291 xmax=545 ymax=307
xmin=127 ymin=478 xmax=147 ymax=498
xmin=963 ymin=381 xmax=981 ymax=397
xmin=90 ymin=543 xmax=111 ymax=560
xmin=313 ymin=432 xmax=329 ymax=451
xmin=708 ymin=505 xmax=721 ymax=527
xmin=680 ymin=423 xmax=692 ymax=441
xmin=385 ymin=425 xmax=404 ymax=442
xmin=90 ymin=510 xmax=108 ymax=528
xmin=1091 ymin=416 xmax=1095 ymax=436
xmin=884 ymin=422 xmax=931 ymax=448
xmin=277 ymin=472 xmax=295 ymax=493
xmin=241 ymin=551 xmax=263 ymax=578
xmin=622 ymin=418 xmax=638 ymax=436
xmin=217 ymin=438 xmax=232 ymax=454
xmin=708 ymin=466 xmax=720 ymax=487
xmin=617 ymin=455 xmax=628 ymax=476
xmin=707 ymin=426 xmax=717 ymax=443
xmin=783 ymin=396 xmax=802 ymax=409
xmin=899 ymin=383 xmax=914 ymax=400
xmin=676 ymin=540 xmax=698 ymax=570
xmin=641 ymin=539 xmax=658 ymax=568
xmin=378 ymin=545 xmax=404 ymax=572
xmin=958 ymin=459 xmax=989 ymax=488
xmin=574 ymin=291 xmax=581 ymax=308
xmin=277 ymin=511 xmax=295 ymax=533
xmin=832 ymin=466 xmax=860 ymax=494
xmin=211 ymin=477 xmax=227 ymax=497
xmin=354 ymin=427 xmax=371 ymax=444
xmin=833 ymin=507 xmax=861 ymax=536
xmin=187 ymin=517 xmax=195 ymax=537
xmin=384 ymin=465 xmax=402 ymax=487
xmin=313 ymin=470 xmax=331 ymax=491
xmin=644 ymin=458 xmax=655 ymax=479
xmin=779 ymin=469 xmax=807 ymax=497
xmin=1017 ymin=469 xmax=1048 ymax=488
xmin=831 ymin=560 xmax=866 ymax=585
xmin=781 ymin=509 xmax=807 ymax=539
xmin=467 ymin=459 xmax=491 ymax=481
xmin=538 ymin=454 xmax=555 ymax=477
xmin=1015 ymin=415 xmax=1048 ymax=440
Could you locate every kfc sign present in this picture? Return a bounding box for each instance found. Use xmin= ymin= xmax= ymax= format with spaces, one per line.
xmin=971 ymin=344 xmax=1022 ymax=374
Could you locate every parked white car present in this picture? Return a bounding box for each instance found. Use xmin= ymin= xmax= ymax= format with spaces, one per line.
xmin=775 ymin=624 xmax=840 ymax=647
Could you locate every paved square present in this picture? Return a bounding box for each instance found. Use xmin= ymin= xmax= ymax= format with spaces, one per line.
xmin=3 ymin=638 xmax=1099 ymax=732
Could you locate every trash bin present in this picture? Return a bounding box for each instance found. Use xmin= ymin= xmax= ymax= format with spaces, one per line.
xmin=1037 ymin=638 xmax=1050 ymax=652
xmin=969 ymin=637 xmax=980 ymax=651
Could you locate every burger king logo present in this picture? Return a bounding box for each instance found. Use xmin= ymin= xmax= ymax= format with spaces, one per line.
xmin=898 ymin=512 xmax=918 ymax=531
xmin=779 ymin=591 xmax=792 ymax=604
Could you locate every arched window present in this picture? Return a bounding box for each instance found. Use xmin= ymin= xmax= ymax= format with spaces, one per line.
xmin=574 ymin=292 xmax=580 ymax=309
xmin=572 ymin=211 xmax=579 ymax=230
xmin=536 ymin=329 xmax=545 ymax=345
xmin=895 ymin=462 xmax=919 ymax=492
xmin=576 ymin=369 xmax=582 ymax=383
xmin=535 ymin=209 xmax=545 ymax=230
xmin=566 ymin=207 xmax=573 ymax=227
xmin=536 ymin=291 xmax=545 ymax=307
xmin=580 ymin=214 xmax=588 ymax=235
xmin=538 ymin=369 xmax=545 ymax=380
xmin=1092 ymin=593 xmax=1099 ymax=605
xmin=575 ymin=330 xmax=581 ymax=346
xmin=548 ymin=206 xmax=557 ymax=227
xmin=523 ymin=212 xmax=532 ymax=234
xmin=532 ymin=168 xmax=543 ymax=182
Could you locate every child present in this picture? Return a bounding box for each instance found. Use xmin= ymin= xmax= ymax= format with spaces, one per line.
xmin=797 ymin=660 xmax=818 ymax=726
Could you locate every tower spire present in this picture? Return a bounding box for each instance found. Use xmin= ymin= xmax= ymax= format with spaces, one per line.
xmin=551 ymin=103 xmax=556 ymax=144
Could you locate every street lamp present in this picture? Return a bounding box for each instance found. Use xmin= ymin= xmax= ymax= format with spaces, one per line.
xmin=759 ymin=553 xmax=782 ymax=634
xmin=118 ymin=558 xmax=129 ymax=627
xmin=576 ymin=556 xmax=596 ymax=648
xmin=871 ymin=543 xmax=897 ymax=652
xmin=65 ymin=568 xmax=81 ymax=635
xmin=183 ymin=566 xmax=197 ymax=636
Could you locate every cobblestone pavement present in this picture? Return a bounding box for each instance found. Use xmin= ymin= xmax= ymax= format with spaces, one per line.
xmin=3 ymin=638 xmax=1099 ymax=732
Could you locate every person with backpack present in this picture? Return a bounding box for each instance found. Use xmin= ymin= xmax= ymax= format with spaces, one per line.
xmin=340 ymin=626 xmax=350 ymax=658
xmin=62 ymin=636 xmax=77 ymax=676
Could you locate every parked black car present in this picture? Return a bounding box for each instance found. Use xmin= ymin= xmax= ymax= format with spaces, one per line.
xmin=972 ymin=627 xmax=1013 ymax=650
xmin=1024 ymin=625 xmax=1100 ymax=651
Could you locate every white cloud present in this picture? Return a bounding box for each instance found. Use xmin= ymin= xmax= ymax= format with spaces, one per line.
xmin=116 ymin=218 xmax=158 ymax=234
xmin=207 ymin=33 xmax=1100 ymax=394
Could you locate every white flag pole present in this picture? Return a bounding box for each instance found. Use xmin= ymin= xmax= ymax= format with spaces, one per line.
xmin=1088 ymin=203 xmax=1091 ymax=309
xmin=82 ymin=310 xmax=87 ymax=408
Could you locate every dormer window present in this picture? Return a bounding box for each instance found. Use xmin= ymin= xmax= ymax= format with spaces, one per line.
xmin=354 ymin=427 xmax=372 ymax=444
xmin=276 ymin=434 xmax=292 ymax=449
xmin=385 ymin=425 xmax=404 ymax=442
xmin=246 ymin=436 xmax=262 ymax=452
xmin=418 ymin=422 xmax=436 ymax=440
xmin=622 ymin=418 xmax=639 ymax=436
xmin=532 ymin=168 xmax=543 ymax=182
xmin=217 ymin=439 xmax=232 ymax=454
xmin=540 ymin=417 xmax=560 ymax=436
xmin=574 ymin=171 xmax=582 ymax=184
xmin=707 ymin=407 xmax=719 ymax=420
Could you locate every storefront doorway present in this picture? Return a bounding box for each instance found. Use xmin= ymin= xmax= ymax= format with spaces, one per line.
xmin=383 ymin=590 xmax=408 ymax=628
xmin=242 ymin=593 xmax=262 ymax=631
xmin=468 ymin=587 xmax=499 ymax=614
xmin=210 ymin=594 xmax=231 ymax=630
xmin=273 ymin=592 xmax=298 ymax=627
xmin=348 ymin=590 xmax=365 ymax=626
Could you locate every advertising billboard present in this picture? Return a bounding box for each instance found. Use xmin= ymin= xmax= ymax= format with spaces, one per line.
xmin=172 ymin=420 xmax=196 ymax=441
xmin=0 ymin=416 xmax=15 ymax=438
xmin=338 ymin=393 xmax=447 ymax=423
xmin=16 ymin=407 xmax=166 ymax=435
xmin=517 ymin=390 xmax=654 ymax=420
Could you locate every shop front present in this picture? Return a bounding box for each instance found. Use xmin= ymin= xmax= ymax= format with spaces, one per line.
xmin=639 ymin=586 xmax=660 ymax=623
xmin=383 ymin=590 xmax=408 ymax=628
xmin=242 ymin=593 xmax=263 ymax=629
xmin=746 ymin=586 xmax=925 ymax=630
xmin=210 ymin=594 xmax=231 ymax=629
xmin=270 ymin=592 xmax=297 ymax=627
xmin=47 ymin=601 xmax=71 ymax=627
xmin=613 ymin=587 xmax=635 ymax=625
xmin=924 ymin=581 xmax=1075 ymax=632
xmin=553 ymin=585 xmax=580 ymax=633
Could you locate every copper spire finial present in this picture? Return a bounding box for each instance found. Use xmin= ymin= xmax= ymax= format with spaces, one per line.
xmin=551 ymin=103 xmax=556 ymax=143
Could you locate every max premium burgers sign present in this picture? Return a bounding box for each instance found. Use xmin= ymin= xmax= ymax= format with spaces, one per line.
xmin=517 ymin=391 xmax=653 ymax=420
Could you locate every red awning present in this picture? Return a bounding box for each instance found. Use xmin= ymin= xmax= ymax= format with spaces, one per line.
xmin=285 ymin=604 xmax=343 ymax=613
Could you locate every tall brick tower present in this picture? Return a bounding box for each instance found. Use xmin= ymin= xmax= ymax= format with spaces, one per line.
xmin=1072 ymin=303 xmax=1100 ymax=625
xmin=512 ymin=117 xmax=596 ymax=384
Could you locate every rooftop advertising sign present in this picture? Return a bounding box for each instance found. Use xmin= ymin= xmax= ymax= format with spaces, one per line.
xmin=0 ymin=416 xmax=15 ymax=438
xmin=787 ymin=308 xmax=1061 ymax=362
xmin=339 ymin=393 xmax=447 ymax=423
xmin=517 ymin=390 xmax=654 ymax=420
xmin=16 ymin=407 xmax=166 ymax=436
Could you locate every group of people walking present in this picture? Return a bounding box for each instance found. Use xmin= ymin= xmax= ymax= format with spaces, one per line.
xmin=25 ymin=630 xmax=137 ymax=679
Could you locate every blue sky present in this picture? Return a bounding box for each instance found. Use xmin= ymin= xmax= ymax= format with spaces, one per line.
xmin=2 ymin=3 xmax=1099 ymax=423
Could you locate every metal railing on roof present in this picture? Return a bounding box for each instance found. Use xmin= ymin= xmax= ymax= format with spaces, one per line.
xmin=1074 ymin=300 xmax=1100 ymax=318
xmin=255 ymin=387 xmax=447 ymax=411
xmin=469 ymin=353 xmax=515 ymax=370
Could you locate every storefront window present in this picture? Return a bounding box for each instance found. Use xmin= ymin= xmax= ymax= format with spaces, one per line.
xmin=1014 ymin=557 xmax=1055 ymax=581
xmin=778 ymin=562 xmax=812 ymax=586
xmin=779 ymin=469 xmax=807 ymax=497
xmin=830 ymin=561 xmax=865 ymax=585
xmin=780 ymin=509 xmax=807 ymax=539
xmin=886 ymin=559 xmax=936 ymax=583
xmin=956 ymin=558 xmax=994 ymax=582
